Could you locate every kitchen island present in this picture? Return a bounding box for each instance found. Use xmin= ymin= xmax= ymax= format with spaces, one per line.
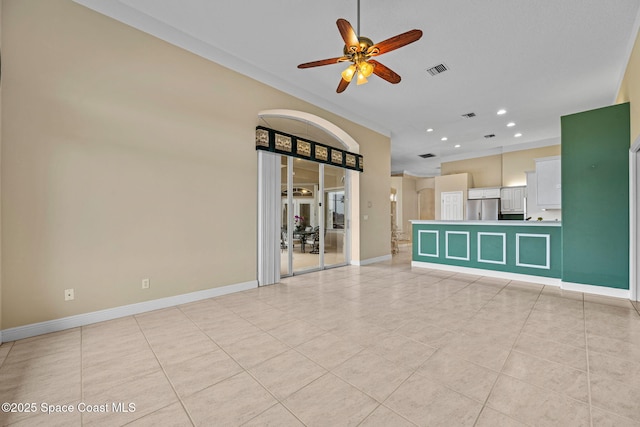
xmin=411 ymin=220 xmax=561 ymax=285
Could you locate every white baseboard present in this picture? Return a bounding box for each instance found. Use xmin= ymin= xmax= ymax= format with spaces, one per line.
xmin=411 ymin=261 xmax=633 ymax=299
xmin=561 ymin=281 xmax=630 ymax=299
xmin=411 ymin=261 xmax=563 ymax=287
xmin=352 ymin=254 xmax=393 ymax=266
xmin=0 ymin=280 xmax=257 ymax=344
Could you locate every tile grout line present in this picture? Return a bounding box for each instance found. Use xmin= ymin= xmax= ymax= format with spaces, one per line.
xmin=345 ymin=333 xmax=424 ymax=426
xmin=239 ymin=401 xmax=308 ymax=427
xmin=361 ymin=272 xmax=504 ymax=426
xmin=258 ymin=269 xmax=420 ymax=426
xmin=488 ymin=287 xmax=599 ymax=419
xmin=131 ymin=315 xmax=197 ymax=427
xmin=583 ymin=293 xmax=594 ymax=427
xmin=259 ymin=272 xmax=416 ymax=425
xmin=176 ymin=303 xmax=308 ymax=426
xmin=238 ymin=338 xmax=316 ymax=426
xmin=470 ymin=279 xmax=545 ymax=427
xmin=0 ymin=342 xmax=17 ymax=426
xmin=80 ymin=326 xmax=84 ymax=427
xmin=0 ymin=341 xmax=15 ymax=371
xmin=172 ymin=304 xmax=276 ymax=420
xmin=0 ymin=341 xmax=15 ymax=370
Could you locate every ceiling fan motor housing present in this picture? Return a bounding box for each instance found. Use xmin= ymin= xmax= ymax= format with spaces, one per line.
xmin=343 ymin=37 xmax=374 ymax=55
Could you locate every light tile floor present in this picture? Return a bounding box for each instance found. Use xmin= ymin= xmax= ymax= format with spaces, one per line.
xmin=1 ymin=252 xmax=640 ymax=426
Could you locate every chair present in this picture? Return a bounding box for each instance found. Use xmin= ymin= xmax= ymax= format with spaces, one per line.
xmin=391 ymin=226 xmax=400 ymax=254
xmin=309 ymin=229 xmax=321 ymax=254
xmin=300 ymin=229 xmax=313 ymax=253
xmin=281 ymin=229 xmax=294 ymax=252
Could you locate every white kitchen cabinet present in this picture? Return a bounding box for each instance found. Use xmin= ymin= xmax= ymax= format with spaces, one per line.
xmin=500 ymin=186 xmax=525 ymax=213
xmin=535 ymin=156 xmax=561 ymax=209
xmin=468 ymin=187 xmax=501 ymax=199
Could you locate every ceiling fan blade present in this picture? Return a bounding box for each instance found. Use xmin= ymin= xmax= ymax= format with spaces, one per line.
xmin=367 ymin=29 xmax=423 ymax=56
xmin=369 ymin=60 xmax=401 ymax=84
xmin=337 ymin=19 xmax=360 ymax=52
xmin=297 ymin=57 xmax=349 ymax=69
xmin=337 ymin=77 xmax=351 ymax=93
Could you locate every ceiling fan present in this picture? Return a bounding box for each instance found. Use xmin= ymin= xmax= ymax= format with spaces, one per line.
xmin=297 ymin=1 xmax=422 ymax=93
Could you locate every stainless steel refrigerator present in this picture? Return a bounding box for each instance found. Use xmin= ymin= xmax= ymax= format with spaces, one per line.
xmin=467 ymin=198 xmax=500 ymax=220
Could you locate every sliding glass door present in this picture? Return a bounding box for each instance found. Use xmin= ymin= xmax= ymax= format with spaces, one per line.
xmin=323 ymin=164 xmax=347 ymax=267
xmin=280 ymin=156 xmax=348 ymax=277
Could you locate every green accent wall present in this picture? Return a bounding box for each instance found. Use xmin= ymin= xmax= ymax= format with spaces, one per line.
xmin=561 ymin=103 xmax=630 ymax=289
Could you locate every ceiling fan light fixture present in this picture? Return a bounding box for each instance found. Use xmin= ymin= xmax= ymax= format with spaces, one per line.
xmin=359 ymin=60 xmax=374 ymax=77
xmin=356 ymin=71 xmax=368 ymax=85
xmin=341 ymin=64 xmax=357 ymax=82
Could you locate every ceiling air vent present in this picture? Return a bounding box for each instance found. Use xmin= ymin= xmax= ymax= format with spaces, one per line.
xmin=461 ymin=112 xmax=476 ymax=118
xmin=418 ymin=153 xmax=436 ymax=159
xmin=484 ymin=134 xmax=496 ymax=139
xmin=426 ymin=63 xmax=448 ymax=76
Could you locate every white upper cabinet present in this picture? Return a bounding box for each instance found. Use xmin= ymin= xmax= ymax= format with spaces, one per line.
xmin=535 ymin=156 xmax=561 ymax=209
xmin=468 ymin=187 xmax=501 ymax=199
xmin=500 ymin=186 xmax=525 ymax=213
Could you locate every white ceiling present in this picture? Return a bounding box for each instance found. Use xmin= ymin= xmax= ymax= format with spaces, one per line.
xmin=75 ymin=0 xmax=640 ymax=176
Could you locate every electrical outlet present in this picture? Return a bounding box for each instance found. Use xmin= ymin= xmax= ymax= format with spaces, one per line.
xmin=142 ymin=278 xmax=150 ymax=289
xmin=64 ymin=288 xmax=75 ymax=301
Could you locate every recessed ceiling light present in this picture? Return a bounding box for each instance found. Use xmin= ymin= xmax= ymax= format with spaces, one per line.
xmin=514 ymin=133 xmax=522 ymax=137
xmin=441 ymin=137 xmax=448 ymax=141
xmin=507 ymin=122 xmax=515 ymax=127
xmin=497 ymin=109 xmax=507 ymax=115
xmin=454 ymin=144 xmax=461 ymax=148
xmin=426 ymin=128 xmax=434 ymax=132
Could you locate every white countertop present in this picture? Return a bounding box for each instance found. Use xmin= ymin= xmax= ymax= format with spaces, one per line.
xmin=410 ymin=220 xmax=561 ymax=227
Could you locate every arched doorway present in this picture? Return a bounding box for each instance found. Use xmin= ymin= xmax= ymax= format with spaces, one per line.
xmin=256 ymin=110 xmax=361 ymax=285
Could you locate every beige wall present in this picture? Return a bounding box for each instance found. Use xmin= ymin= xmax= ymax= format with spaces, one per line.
xmin=401 ymin=176 xmax=418 ymax=233
xmin=502 ymin=145 xmax=561 ymax=187
xmin=617 ymin=26 xmax=640 ymax=144
xmin=416 ymin=177 xmax=435 ymax=220
xmin=440 ymin=146 xmax=561 ymax=189
xmin=419 ymin=189 xmax=435 ymax=220
xmin=440 ymin=155 xmax=501 ymax=188
xmin=389 ymin=175 xmax=418 ymax=233
xmin=1 ymin=0 xmax=390 ymax=329
xmin=416 ymin=177 xmax=435 ymax=192
xmin=390 ymin=176 xmax=403 ymax=229
xmin=434 ymin=173 xmax=472 ymax=219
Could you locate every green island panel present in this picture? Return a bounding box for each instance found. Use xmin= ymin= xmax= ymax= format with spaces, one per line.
xmin=412 ymin=223 xmax=561 ymax=279
xmin=417 ymin=230 xmax=439 ymax=257
xmin=446 ymin=232 xmax=469 ymax=260
xmin=478 ymin=233 xmax=505 ymax=264
xmin=517 ymin=234 xmax=549 ymax=269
